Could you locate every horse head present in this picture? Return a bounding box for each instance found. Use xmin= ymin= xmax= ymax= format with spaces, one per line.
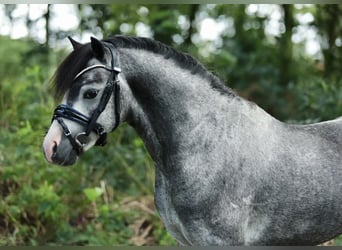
xmin=43 ymin=37 xmax=121 ymax=166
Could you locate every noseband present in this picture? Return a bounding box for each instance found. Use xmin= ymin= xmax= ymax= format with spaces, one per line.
xmin=52 ymin=43 xmax=121 ymax=155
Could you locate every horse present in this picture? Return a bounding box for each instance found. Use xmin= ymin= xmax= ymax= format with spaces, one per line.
xmin=42 ymin=35 xmax=342 ymax=245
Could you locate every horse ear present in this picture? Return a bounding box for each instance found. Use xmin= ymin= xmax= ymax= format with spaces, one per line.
xmin=90 ymin=37 xmax=105 ymax=59
xmin=68 ymin=36 xmax=82 ymax=50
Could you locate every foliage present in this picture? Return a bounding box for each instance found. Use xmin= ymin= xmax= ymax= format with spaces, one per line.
xmin=289 ymin=77 xmax=342 ymax=123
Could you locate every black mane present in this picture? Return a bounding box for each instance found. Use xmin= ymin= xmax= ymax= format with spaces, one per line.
xmin=53 ymin=35 xmax=235 ymax=98
xmin=105 ymin=35 xmax=235 ymax=96
xmin=52 ymin=43 xmax=93 ymax=98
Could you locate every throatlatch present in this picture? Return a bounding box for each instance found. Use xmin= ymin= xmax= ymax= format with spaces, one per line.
xmin=52 ymin=42 xmax=121 ymax=155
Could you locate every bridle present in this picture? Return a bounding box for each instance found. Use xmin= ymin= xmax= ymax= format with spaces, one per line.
xmin=52 ymin=42 xmax=121 ymax=155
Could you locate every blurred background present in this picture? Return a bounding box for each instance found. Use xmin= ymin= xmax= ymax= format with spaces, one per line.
xmin=0 ymin=4 xmax=341 ymax=246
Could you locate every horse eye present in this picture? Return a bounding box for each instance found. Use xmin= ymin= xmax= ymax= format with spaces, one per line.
xmin=83 ymin=89 xmax=99 ymax=99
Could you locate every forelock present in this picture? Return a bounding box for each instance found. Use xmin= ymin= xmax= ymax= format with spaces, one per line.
xmin=52 ymin=43 xmax=93 ymax=99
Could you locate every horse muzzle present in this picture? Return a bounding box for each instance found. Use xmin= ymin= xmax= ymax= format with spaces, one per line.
xmin=42 ymin=121 xmax=78 ymax=166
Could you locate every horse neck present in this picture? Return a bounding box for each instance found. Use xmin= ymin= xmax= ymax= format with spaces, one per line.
xmin=119 ymin=48 xmax=268 ymax=170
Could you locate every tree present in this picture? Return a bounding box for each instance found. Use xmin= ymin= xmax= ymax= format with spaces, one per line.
xmin=315 ymin=4 xmax=342 ymax=80
xmin=279 ymin=4 xmax=296 ymax=86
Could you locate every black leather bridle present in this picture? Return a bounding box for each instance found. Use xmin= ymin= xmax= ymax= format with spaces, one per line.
xmin=52 ymin=42 xmax=121 ymax=155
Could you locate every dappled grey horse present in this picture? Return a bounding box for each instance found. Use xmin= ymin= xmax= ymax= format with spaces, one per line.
xmin=43 ymin=35 xmax=342 ymax=245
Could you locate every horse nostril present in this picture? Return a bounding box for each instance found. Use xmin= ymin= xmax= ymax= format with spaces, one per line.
xmin=52 ymin=141 xmax=58 ymax=154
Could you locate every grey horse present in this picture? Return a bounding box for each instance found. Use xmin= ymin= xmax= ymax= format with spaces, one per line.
xmin=43 ymin=35 xmax=342 ymax=245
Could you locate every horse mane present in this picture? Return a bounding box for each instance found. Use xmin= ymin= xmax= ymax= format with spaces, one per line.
xmin=52 ymin=35 xmax=236 ymax=98
xmin=105 ymin=35 xmax=236 ymax=97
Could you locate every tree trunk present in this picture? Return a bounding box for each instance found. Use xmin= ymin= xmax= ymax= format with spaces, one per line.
xmin=184 ymin=4 xmax=199 ymax=46
xmin=45 ymin=4 xmax=51 ymax=48
xmin=318 ymin=5 xmax=339 ymax=78
xmin=279 ymin=4 xmax=295 ymax=86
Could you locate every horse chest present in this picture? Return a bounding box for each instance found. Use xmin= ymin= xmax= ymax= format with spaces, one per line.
xmin=154 ymin=169 xmax=193 ymax=245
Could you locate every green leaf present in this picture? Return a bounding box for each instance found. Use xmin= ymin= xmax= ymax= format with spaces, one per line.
xmin=83 ymin=187 xmax=103 ymax=202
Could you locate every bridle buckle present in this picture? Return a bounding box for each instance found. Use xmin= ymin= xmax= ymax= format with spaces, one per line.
xmin=76 ymin=132 xmax=89 ymax=146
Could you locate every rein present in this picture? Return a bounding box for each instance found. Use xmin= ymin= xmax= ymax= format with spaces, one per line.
xmin=52 ymin=43 xmax=121 ymax=155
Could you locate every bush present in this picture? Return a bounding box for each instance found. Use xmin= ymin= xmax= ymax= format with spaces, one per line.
xmin=288 ymin=77 xmax=342 ymax=123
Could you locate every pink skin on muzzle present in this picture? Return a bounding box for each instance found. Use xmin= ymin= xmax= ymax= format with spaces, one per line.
xmin=43 ymin=121 xmax=62 ymax=163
